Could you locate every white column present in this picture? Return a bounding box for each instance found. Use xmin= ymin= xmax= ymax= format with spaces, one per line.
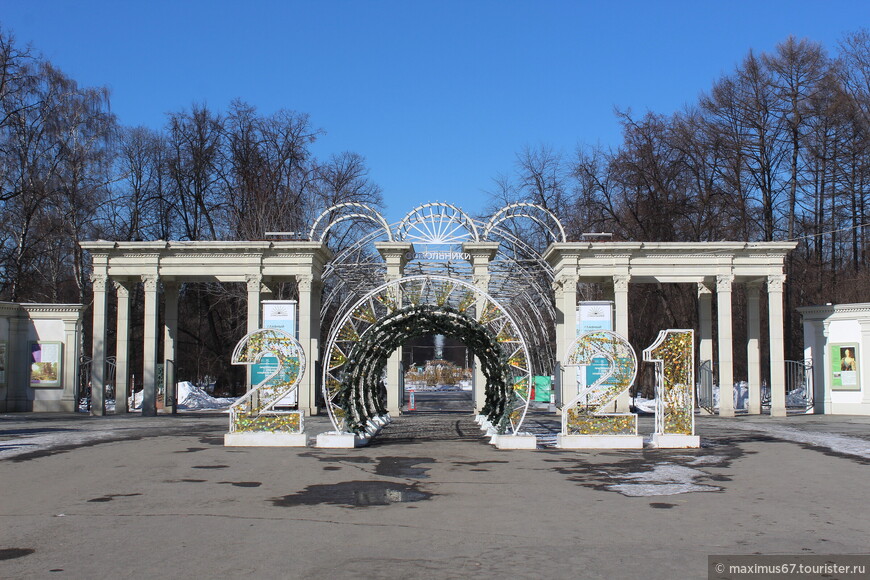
xmin=746 ymin=284 xmax=762 ymax=414
xmin=375 ymin=243 xmax=413 ymax=415
xmin=297 ymin=274 xmax=320 ymax=415
xmin=768 ymin=274 xmax=787 ymax=417
xmin=473 ymin=274 xmax=491 ymax=413
xmin=613 ymin=274 xmax=630 ymax=413
xmin=114 ymin=281 xmax=131 ymax=414
xmin=60 ymin=317 xmax=80 ymax=412
xmin=141 ymin=274 xmax=159 ymax=417
xmin=163 ymin=282 xmax=179 ymax=413
xmin=554 ymin=273 xmax=578 ymax=408
xmin=90 ymin=273 xmax=109 ymax=416
xmin=245 ymin=274 xmax=262 ymax=392
xmin=860 ymin=318 xmax=870 ymax=408
xmin=717 ymin=274 xmax=735 ymax=417
xmin=697 ymin=281 xmax=714 ymax=363
xmin=821 ymin=321 xmax=833 ymax=413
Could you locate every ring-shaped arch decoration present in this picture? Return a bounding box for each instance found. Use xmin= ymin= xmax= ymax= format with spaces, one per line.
xmin=309 ymin=202 xmax=393 ymax=242
xmin=229 ymin=328 xmax=307 ymax=433
xmin=483 ymin=202 xmax=567 ymax=243
xmin=323 ymin=275 xmax=532 ymax=435
xmin=396 ymin=202 xmax=480 ymax=244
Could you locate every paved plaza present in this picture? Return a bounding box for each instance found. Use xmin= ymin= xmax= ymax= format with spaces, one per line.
xmin=1 ymin=405 xmax=869 ymax=579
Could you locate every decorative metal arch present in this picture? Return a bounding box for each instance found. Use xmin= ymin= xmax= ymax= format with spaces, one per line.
xmin=308 ymin=202 xmax=393 ymax=242
xmin=396 ymin=202 xmax=480 ymax=244
xmin=322 ymin=275 xmax=533 ymax=435
xmin=483 ymin=202 xmax=567 ymax=243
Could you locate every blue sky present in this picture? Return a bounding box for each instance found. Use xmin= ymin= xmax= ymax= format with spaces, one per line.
xmin=1 ymin=0 xmax=868 ymax=224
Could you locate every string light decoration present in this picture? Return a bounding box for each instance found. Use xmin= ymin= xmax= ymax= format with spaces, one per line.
xmin=323 ymin=275 xmax=532 ymax=435
xmin=228 ymin=328 xmax=306 ymax=434
xmin=643 ymin=329 xmax=695 ymax=436
xmin=562 ymin=330 xmax=638 ymax=436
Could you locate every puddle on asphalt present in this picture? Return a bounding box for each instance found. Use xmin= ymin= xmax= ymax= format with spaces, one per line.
xmin=271 ymin=481 xmax=433 ymax=507
xmin=374 ymin=457 xmax=434 ymax=479
xmin=219 ymin=481 xmax=262 ymax=488
xmin=87 ymin=493 xmax=142 ymax=503
xmin=174 ymin=447 xmax=207 ymax=453
xmin=0 ymin=548 xmax=34 ymax=561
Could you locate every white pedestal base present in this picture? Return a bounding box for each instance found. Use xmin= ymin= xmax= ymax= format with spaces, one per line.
xmin=650 ymin=433 xmax=700 ymax=448
xmin=557 ymin=434 xmax=644 ymax=449
xmin=224 ymin=432 xmax=307 ymax=447
xmin=495 ymin=434 xmax=538 ymax=449
xmin=315 ymin=432 xmax=370 ymax=448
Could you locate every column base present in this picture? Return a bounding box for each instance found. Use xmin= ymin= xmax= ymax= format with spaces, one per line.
xmin=315 ymin=432 xmax=370 ymax=448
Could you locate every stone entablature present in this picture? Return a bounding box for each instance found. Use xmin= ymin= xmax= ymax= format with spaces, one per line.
xmin=82 ymin=240 xmax=333 ymax=283
xmin=543 ymin=241 xmax=796 ymax=284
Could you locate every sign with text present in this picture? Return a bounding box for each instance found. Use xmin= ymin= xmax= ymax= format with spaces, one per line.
xmin=577 ymin=302 xmax=614 ymax=393
xmin=252 ymin=301 xmax=299 ymax=405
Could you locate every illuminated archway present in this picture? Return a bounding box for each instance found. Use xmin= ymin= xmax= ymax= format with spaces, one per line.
xmin=323 ymin=275 xmax=532 ymax=435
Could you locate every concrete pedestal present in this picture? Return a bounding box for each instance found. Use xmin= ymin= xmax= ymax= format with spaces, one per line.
xmin=224 ymin=432 xmax=308 ymax=447
xmin=495 ymin=434 xmax=538 ymax=449
xmin=316 ymin=432 xmax=370 ymax=448
xmin=557 ymin=434 xmax=644 ymax=449
xmin=650 ymin=433 xmax=701 ymax=448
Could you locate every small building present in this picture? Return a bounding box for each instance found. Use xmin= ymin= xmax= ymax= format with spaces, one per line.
xmin=0 ymin=302 xmax=85 ymax=412
xmin=800 ymin=303 xmax=870 ymax=415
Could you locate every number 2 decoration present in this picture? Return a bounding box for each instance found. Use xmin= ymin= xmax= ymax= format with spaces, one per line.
xmin=563 ymin=329 xmax=698 ymax=445
xmin=562 ymin=330 xmax=638 ymax=436
xmin=228 ymin=328 xmax=306 ymax=434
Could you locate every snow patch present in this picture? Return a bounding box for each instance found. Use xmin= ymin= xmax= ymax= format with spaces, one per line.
xmin=607 ymin=463 xmax=721 ymax=497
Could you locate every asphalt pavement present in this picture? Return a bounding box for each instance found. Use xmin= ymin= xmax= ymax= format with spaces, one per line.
xmin=1 ymin=397 xmax=868 ymax=579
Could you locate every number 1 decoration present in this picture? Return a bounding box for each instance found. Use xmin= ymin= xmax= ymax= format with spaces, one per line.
xmin=643 ymin=329 xmax=699 ymax=447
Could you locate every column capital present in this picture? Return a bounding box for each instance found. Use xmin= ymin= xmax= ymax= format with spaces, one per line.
xmin=141 ymin=274 xmax=159 ymax=291
xmin=91 ymin=273 xmax=109 ymax=292
xmin=552 ymin=273 xmax=578 ymax=292
xmin=297 ymin=274 xmax=314 ymax=292
xmin=246 ymin=273 xmax=262 ymax=292
xmin=472 ymin=274 xmax=490 ymax=289
xmin=716 ymin=274 xmax=734 ymax=292
xmin=114 ymin=280 xmax=132 ymax=297
xmin=767 ymin=274 xmax=786 ymax=293
xmin=613 ymin=274 xmax=630 ymax=292
xmin=746 ymin=283 xmax=761 ymax=299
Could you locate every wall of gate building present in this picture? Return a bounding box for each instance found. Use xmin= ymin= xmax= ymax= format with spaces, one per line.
xmin=800 ymin=303 xmax=870 ymax=415
xmin=0 ymin=302 xmax=84 ymax=412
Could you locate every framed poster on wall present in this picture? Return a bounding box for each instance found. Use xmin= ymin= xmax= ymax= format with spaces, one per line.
xmin=830 ymin=343 xmax=859 ymax=391
xmin=30 ymin=341 xmax=62 ymax=388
